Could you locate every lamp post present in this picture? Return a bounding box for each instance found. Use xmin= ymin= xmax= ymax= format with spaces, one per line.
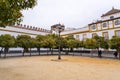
xmin=51 ymin=24 xmax=65 ymax=60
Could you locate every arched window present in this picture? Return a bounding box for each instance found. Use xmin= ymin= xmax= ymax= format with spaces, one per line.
xmin=92 ymin=24 xmax=96 ymax=29
xmin=102 ymin=22 xmax=107 ymax=28
xmin=103 ymin=32 xmax=109 ymax=40
xmin=83 ymin=34 xmax=87 ymax=41
xmin=110 ymin=16 xmax=114 ymax=19
xmin=115 ymin=30 xmax=120 ymax=36
xmin=115 ymin=20 xmax=120 ymax=25
xmin=76 ymin=35 xmax=80 ymax=40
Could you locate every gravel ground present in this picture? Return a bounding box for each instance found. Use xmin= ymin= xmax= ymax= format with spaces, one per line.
xmin=0 ymin=56 xmax=120 ymax=80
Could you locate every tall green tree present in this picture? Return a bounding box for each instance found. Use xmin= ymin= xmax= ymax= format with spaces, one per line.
xmin=84 ymin=38 xmax=97 ymax=56
xmin=16 ymin=35 xmax=31 ymax=56
xmin=84 ymin=38 xmax=97 ymax=49
xmin=0 ymin=0 xmax=37 ymax=27
xmin=29 ymin=38 xmax=36 ymax=56
xmin=0 ymin=34 xmax=15 ymax=57
xmin=74 ymin=40 xmax=83 ymax=48
xmin=110 ymin=36 xmax=120 ymax=59
xmin=44 ymin=34 xmax=58 ymax=54
xmin=35 ymin=35 xmax=45 ymax=55
xmin=93 ymin=35 xmax=109 ymax=49
xmin=63 ymin=35 xmax=76 ymax=54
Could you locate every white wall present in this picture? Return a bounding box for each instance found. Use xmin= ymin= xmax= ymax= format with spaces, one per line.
xmin=61 ymin=27 xmax=89 ymax=35
xmin=0 ymin=26 xmax=50 ymax=38
xmin=101 ymin=12 xmax=120 ymax=21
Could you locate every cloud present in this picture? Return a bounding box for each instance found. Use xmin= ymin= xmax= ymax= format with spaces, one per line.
xmin=21 ymin=0 xmax=120 ymax=29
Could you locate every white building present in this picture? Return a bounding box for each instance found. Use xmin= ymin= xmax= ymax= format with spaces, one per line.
xmin=0 ymin=24 xmax=51 ymax=52
xmin=61 ymin=8 xmax=120 ymax=40
xmin=0 ymin=24 xmax=51 ymax=37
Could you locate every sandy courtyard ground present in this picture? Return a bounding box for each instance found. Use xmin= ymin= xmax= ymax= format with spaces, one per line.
xmin=0 ymin=56 xmax=120 ymax=80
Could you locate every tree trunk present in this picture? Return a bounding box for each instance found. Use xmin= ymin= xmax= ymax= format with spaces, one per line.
xmin=23 ymin=50 xmax=24 ymax=56
xmin=118 ymin=50 xmax=120 ymax=60
xmin=91 ymin=49 xmax=93 ymax=57
xmin=52 ymin=48 xmax=53 ymax=55
xmin=117 ymin=49 xmax=120 ymax=60
xmin=23 ymin=48 xmax=28 ymax=56
xmin=23 ymin=48 xmax=25 ymax=56
xmin=68 ymin=48 xmax=69 ymax=55
xmin=50 ymin=48 xmax=53 ymax=55
xmin=4 ymin=51 xmax=6 ymax=58
xmin=37 ymin=48 xmax=40 ymax=55
xmin=119 ymin=52 xmax=120 ymax=60
xmin=39 ymin=48 xmax=41 ymax=55
xmin=72 ymin=48 xmax=74 ymax=56
xmin=68 ymin=48 xmax=70 ymax=55
xmin=65 ymin=48 xmax=69 ymax=55
xmin=51 ymin=48 xmax=53 ymax=55
xmin=47 ymin=48 xmax=49 ymax=55
xmin=30 ymin=48 xmax=31 ymax=56
xmin=81 ymin=48 xmax=83 ymax=56
xmin=0 ymin=48 xmax=3 ymax=58
xmin=65 ymin=48 xmax=67 ymax=55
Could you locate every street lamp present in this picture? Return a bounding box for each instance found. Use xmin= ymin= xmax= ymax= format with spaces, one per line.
xmin=51 ymin=23 xmax=65 ymax=60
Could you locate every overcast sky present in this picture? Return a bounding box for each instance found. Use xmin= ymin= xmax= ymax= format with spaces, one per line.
xmin=21 ymin=0 xmax=120 ymax=29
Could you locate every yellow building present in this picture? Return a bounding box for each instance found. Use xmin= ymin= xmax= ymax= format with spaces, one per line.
xmin=61 ymin=8 xmax=120 ymax=40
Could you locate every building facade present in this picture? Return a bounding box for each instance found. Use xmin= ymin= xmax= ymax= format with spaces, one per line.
xmin=1 ymin=8 xmax=120 ymax=41
xmin=61 ymin=8 xmax=120 ymax=40
xmin=0 ymin=24 xmax=51 ymax=37
xmin=0 ymin=24 xmax=51 ymax=52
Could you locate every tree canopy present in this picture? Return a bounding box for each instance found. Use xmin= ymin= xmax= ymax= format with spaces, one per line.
xmin=35 ymin=35 xmax=45 ymax=48
xmin=0 ymin=0 xmax=37 ymax=27
xmin=93 ymin=35 xmax=109 ymax=49
xmin=16 ymin=35 xmax=31 ymax=49
xmin=84 ymin=38 xmax=97 ymax=49
xmin=110 ymin=36 xmax=120 ymax=59
xmin=0 ymin=34 xmax=15 ymax=57
xmin=110 ymin=36 xmax=120 ymax=50
xmin=44 ymin=34 xmax=58 ymax=49
xmin=16 ymin=35 xmax=31 ymax=56
xmin=0 ymin=34 xmax=15 ymax=48
xmin=0 ymin=33 xmax=118 ymax=58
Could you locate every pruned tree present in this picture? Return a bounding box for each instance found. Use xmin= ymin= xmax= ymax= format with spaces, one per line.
xmin=35 ymin=35 xmax=45 ymax=55
xmin=110 ymin=36 xmax=120 ymax=59
xmin=0 ymin=34 xmax=15 ymax=58
xmin=84 ymin=38 xmax=97 ymax=56
xmin=93 ymin=35 xmax=109 ymax=49
xmin=63 ymin=35 xmax=76 ymax=54
xmin=29 ymin=38 xmax=36 ymax=56
xmin=16 ymin=35 xmax=31 ymax=56
xmin=44 ymin=34 xmax=58 ymax=54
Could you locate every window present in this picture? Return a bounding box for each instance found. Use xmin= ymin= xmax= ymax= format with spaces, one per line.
xmin=110 ymin=16 xmax=114 ymax=19
xmin=92 ymin=24 xmax=96 ymax=29
xmin=115 ymin=20 xmax=120 ymax=25
xmin=103 ymin=32 xmax=109 ymax=39
xmin=76 ymin=35 xmax=79 ymax=40
xmin=115 ymin=30 xmax=120 ymax=36
xmin=92 ymin=33 xmax=97 ymax=38
xmin=83 ymin=34 xmax=87 ymax=41
xmin=102 ymin=22 xmax=107 ymax=28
